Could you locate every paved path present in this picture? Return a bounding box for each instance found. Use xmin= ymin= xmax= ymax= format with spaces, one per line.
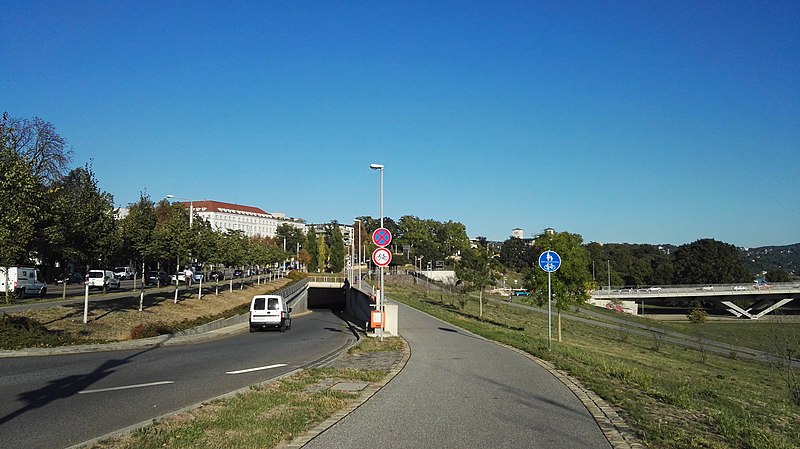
xmin=300 ymin=301 xmax=614 ymax=449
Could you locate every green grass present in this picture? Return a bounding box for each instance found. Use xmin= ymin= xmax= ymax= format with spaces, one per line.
xmin=90 ymin=337 xmax=401 ymax=449
xmin=392 ymin=282 xmax=800 ymax=449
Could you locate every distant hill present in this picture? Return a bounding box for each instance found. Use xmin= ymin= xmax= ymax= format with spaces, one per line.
xmin=740 ymin=243 xmax=800 ymax=277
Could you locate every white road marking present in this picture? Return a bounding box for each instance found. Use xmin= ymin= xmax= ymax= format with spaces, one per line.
xmin=78 ymin=381 xmax=175 ymax=394
xmin=225 ymin=363 xmax=287 ymax=375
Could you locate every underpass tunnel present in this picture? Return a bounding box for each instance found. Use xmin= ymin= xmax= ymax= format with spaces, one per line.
xmin=307 ymin=286 xmax=347 ymax=311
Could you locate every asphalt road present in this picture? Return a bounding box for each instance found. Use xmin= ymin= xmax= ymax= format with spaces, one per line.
xmin=0 ymin=309 xmax=354 ymax=449
xmin=302 ymin=301 xmax=612 ymax=449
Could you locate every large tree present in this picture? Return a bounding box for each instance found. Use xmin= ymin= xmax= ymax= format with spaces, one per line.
xmin=672 ymin=239 xmax=751 ymax=284
xmin=0 ymin=148 xmax=48 ymax=302
xmin=455 ymin=247 xmax=497 ymax=316
xmin=306 ymin=227 xmax=319 ymax=272
xmin=524 ymin=230 xmax=591 ymax=342
xmin=276 ymin=223 xmax=305 ymax=253
xmin=499 ymin=237 xmax=536 ymax=271
xmin=1 ymin=112 xmax=71 ymax=182
xmin=48 ymin=164 xmax=116 ymax=271
xmin=328 ymin=224 xmax=346 ymax=273
xmin=117 ymin=194 xmax=157 ymax=274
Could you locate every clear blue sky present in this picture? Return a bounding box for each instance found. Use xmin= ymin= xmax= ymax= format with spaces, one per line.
xmin=3 ymin=1 xmax=798 ymax=248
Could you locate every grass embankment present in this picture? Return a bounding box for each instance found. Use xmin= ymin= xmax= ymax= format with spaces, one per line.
xmin=393 ymin=279 xmax=800 ymax=449
xmin=0 ymin=273 xmax=303 ymax=350
xmin=89 ymin=337 xmax=403 ymax=449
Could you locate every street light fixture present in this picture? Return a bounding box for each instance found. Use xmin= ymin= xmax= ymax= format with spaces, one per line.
xmin=369 ymin=163 xmax=384 ymax=340
xmin=165 ymin=194 xmax=194 ymax=227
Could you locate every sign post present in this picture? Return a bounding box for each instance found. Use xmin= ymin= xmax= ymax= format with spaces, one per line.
xmin=538 ymin=250 xmax=561 ymax=351
xmin=371 ymin=227 xmax=392 ymax=341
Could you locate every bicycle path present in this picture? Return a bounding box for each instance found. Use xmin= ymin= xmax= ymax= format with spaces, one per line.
xmin=299 ymin=300 xmax=630 ymax=449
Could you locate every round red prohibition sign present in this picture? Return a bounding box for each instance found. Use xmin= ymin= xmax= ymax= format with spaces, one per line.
xmin=372 ymin=247 xmax=392 ymax=267
xmin=372 ymin=227 xmax=392 ymax=247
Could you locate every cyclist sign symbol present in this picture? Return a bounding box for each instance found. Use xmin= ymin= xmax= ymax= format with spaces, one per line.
xmin=372 ymin=228 xmax=392 ymax=247
xmin=538 ymin=251 xmax=561 ymax=273
xmin=372 ymin=247 xmax=392 ymax=267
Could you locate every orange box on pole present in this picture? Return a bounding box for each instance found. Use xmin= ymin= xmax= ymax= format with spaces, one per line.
xmin=370 ymin=310 xmax=384 ymax=328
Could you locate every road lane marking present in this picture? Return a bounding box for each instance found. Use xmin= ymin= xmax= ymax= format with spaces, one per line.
xmin=78 ymin=381 xmax=175 ymax=394
xmin=225 ymin=363 xmax=287 ymax=375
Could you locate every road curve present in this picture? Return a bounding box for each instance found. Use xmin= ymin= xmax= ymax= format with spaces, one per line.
xmin=0 ymin=309 xmax=354 ymax=449
xmin=302 ymin=301 xmax=612 ymax=449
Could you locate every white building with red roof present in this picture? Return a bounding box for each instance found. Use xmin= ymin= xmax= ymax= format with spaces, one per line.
xmin=180 ymin=200 xmax=305 ymax=238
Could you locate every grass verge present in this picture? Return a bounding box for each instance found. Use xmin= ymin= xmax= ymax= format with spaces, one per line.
xmin=87 ymin=337 xmax=403 ymax=449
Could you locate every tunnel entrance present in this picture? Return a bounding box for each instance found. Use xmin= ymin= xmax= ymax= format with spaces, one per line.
xmin=307 ymin=287 xmax=347 ymax=310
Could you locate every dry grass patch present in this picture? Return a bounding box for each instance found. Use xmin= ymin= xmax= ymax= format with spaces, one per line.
xmin=7 ymin=278 xmax=293 ymax=344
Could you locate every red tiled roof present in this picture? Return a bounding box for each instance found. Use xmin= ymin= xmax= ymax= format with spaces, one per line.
xmin=179 ymin=200 xmax=269 ymax=215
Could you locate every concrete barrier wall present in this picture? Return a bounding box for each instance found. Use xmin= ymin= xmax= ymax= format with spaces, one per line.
xmin=347 ymin=285 xmax=374 ymax=327
xmin=176 ymin=279 xmax=309 ymax=336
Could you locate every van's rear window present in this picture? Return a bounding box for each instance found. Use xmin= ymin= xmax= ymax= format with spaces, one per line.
xmin=253 ymin=298 xmax=266 ymax=310
xmin=268 ymin=298 xmax=279 ymax=310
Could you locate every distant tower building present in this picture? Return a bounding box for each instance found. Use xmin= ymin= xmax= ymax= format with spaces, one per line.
xmin=512 ymin=228 xmax=524 ymax=239
xmin=544 ymin=227 xmax=555 ymax=235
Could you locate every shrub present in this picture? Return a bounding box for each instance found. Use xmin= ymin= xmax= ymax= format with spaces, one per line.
xmin=688 ymin=308 xmax=709 ymax=324
xmin=0 ymin=313 xmax=85 ymax=349
xmin=130 ymin=321 xmax=174 ymax=339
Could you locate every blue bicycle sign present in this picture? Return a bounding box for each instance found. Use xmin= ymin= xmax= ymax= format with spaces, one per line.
xmin=538 ymin=251 xmax=561 ymax=273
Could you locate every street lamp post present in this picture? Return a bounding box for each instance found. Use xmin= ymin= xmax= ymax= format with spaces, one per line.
xmin=370 ymin=163 xmax=384 ymax=340
xmin=166 ymin=194 xmax=194 ymax=227
xmin=354 ymin=218 xmax=362 ymax=285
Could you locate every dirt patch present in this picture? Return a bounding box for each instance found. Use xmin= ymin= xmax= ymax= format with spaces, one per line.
xmin=8 ymin=278 xmax=294 ymax=343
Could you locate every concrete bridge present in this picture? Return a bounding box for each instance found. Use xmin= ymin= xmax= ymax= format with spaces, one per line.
xmin=590 ymin=282 xmax=800 ymax=319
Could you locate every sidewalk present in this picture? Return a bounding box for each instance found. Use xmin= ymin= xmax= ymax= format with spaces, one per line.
xmin=288 ymin=301 xmax=644 ymax=449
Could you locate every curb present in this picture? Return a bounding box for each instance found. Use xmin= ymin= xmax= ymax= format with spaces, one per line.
xmin=277 ymin=337 xmax=411 ymax=449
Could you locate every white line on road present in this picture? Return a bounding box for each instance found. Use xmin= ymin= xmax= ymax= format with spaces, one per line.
xmin=78 ymin=381 xmax=175 ymax=394
xmin=225 ymin=363 xmax=288 ymax=375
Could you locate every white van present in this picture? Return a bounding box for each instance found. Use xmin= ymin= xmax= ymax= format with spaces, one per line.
xmin=249 ymin=294 xmax=292 ymax=332
xmin=86 ymin=270 xmax=120 ymax=290
xmin=114 ymin=266 xmax=134 ymax=280
xmin=0 ymin=267 xmax=48 ymax=298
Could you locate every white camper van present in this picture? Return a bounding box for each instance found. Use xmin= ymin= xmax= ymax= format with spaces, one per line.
xmin=0 ymin=267 xmax=48 ymax=298
xmin=249 ymin=294 xmax=292 ymax=332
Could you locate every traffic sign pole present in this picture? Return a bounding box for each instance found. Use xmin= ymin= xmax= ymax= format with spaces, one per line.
xmin=538 ymin=251 xmax=561 ymax=352
xmin=548 ymin=271 xmax=552 ymax=351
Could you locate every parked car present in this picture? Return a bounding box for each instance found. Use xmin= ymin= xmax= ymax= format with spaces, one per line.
xmin=647 ymin=286 xmax=662 ymax=292
xmin=209 ymin=270 xmax=225 ymax=281
xmin=113 ymin=266 xmax=134 ymax=280
xmin=233 ymin=269 xmax=244 ymax=278
xmin=733 ymin=285 xmax=748 ymax=291
xmin=193 ymin=272 xmax=204 ymax=282
xmin=55 ymin=272 xmax=84 ymax=285
xmin=144 ymin=270 xmax=171 ymax=286
xmin=86 ymin=270 xmax=120 ymax=290
xmin=249 ymin=294 xmax=292 ymax=332
xmin=701 ymin=286 xmax=714 ymax=291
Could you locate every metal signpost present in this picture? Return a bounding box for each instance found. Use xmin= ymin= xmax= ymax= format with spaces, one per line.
xmin=538 ymin=250 xmax=561 ymax=351
xmin=372 ymin=227 xmax=392 ymax=341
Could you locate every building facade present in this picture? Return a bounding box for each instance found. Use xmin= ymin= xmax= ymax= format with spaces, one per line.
xmin=183 ymin=200 xmax=305 ymax=238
